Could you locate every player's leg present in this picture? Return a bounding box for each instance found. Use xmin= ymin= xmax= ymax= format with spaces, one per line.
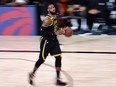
xmin=55 ymin=56 xmax=61 ymax=79
xmin=29 ymin=56 xmax=45 ymax=85
xmin=29 ymin=39 xmax=49 ymax=85
xmin=55 ymin=56 xmax=67 ymax=86
xmin=51 ymin=40 xmax=67 ymax=86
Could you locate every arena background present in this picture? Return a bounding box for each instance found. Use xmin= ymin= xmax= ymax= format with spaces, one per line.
xmin=0 ymin=5 xmax=38 ymax=35
xmin=0 ymin=2 xmax=116 ymax=87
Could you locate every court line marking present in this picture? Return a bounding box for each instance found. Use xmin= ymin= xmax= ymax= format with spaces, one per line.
xmin=0 ymin=50 xmax=116 ymax=54
xmin=0 ymin=58 xmax=73 ymax=87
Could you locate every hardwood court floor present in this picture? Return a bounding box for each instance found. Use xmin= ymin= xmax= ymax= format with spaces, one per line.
xmin=0 ymin=35 xmax=116 ymax=87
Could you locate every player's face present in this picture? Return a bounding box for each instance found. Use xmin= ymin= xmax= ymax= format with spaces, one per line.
xmin=48 ymin=4 xmax=56 ymax=15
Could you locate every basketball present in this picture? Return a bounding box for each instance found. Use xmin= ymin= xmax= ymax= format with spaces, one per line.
xmin=64 ymin=27 xmax=73 ymax=37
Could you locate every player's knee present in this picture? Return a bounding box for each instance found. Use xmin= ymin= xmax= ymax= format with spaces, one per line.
xmin=55 ymin=56 xmax=61 ymax=61
xmin=35 ymin=58 xmax=45 ymax=68
xmin=55 ymin=56 xmax=62 ymax=67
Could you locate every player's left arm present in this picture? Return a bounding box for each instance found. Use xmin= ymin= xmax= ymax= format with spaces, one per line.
xmin=55 ymin=27 xmax=66 ymax=35
xmin=55 ymin=26 xmax=72 ymax=35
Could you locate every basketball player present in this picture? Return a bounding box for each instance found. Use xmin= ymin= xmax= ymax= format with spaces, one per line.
xmin=28 ymin=4 xmax=67 ymax=86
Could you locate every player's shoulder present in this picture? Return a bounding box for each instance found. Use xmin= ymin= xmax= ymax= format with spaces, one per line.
xmin=43 ymin=16 xmax=49 ymax=20
xmin=43 ymin=15 xmax=52 ymax=21
xmin=42 ymin=16 xmax=52 ymax=27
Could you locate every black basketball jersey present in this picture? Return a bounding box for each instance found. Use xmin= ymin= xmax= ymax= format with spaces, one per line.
xmin=41 ymin=14 xmax=58 ymax=40
xmin=47 ymin=14 xmax=58 ymax=33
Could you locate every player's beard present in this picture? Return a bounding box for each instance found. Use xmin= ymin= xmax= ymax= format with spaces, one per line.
xmin=50 ymin=11 xmax=56 ymax=15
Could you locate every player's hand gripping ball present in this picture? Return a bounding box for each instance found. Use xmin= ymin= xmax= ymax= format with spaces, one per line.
xmin=63 ymin=27 xmax=73 ymax=37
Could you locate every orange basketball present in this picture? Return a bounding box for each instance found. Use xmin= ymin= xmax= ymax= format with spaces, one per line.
xmin=64 ymin=27 xmax=73 ymax=37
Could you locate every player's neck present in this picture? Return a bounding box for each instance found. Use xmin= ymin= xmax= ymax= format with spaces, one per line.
xmin=48 ymin=14 xmax=56 ymax=17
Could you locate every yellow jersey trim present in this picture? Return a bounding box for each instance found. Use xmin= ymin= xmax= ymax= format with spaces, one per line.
xmin=42 ymin=40 xmax=47 ymax=60
xmin=51 ymin=53 xmax=61 ymax=57
xmin=47 ymin=16 xmax=53 ymax=26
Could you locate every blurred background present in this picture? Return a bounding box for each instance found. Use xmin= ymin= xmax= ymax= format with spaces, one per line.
xmin=0 ymin=0 xmax=116 ymax=35
xmin=0 ymin=1 xmax=116 ymax=87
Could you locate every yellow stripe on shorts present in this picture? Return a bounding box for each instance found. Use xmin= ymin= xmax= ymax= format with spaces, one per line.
xmin=52 ymin=53 xmax=61 ymax=57
xmin=42 ymin=40 xmax=47 ymax=60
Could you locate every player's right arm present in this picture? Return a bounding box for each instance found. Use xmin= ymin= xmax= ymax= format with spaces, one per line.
xmin=41 ymin=16 xmax=55 ymax=36
xmin=41 ymin=16 xmax=64 ymax=36
xmin=42 ymin=16 xmax=52 ymax=27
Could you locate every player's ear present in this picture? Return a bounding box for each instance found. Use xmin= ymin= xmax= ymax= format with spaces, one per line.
xmin=47 ymin=8 xmax=49 ymax=12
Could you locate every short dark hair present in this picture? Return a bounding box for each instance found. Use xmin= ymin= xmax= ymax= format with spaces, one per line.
xmin=47 ymin=3 xmax=55 ymax=8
